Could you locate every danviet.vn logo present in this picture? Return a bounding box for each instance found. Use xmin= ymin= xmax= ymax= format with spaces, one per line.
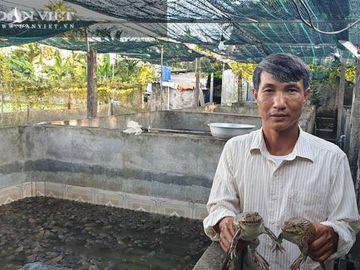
xmin=0 ymin=7 xmax=75 ymax=23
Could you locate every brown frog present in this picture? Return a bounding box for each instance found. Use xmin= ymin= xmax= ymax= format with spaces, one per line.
xmin=278 ymin=217 xmax=326 ymax=270
xmin=221 ymin=212 xmax=285 ymax=270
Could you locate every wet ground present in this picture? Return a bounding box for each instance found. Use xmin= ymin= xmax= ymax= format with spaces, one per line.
xmin=0 ymin=197 xmax=211 ymax=270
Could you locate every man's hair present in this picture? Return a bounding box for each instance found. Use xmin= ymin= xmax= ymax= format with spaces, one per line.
xmin=252 ymin=53 xmax=310 ymax=90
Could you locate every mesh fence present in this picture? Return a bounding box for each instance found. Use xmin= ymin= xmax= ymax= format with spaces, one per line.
xmin=0 ymin=0 xmax=359 ymax=63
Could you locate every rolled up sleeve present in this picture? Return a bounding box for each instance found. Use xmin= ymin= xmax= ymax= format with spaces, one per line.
xmin=203 ymin=140 xmax=241 ymax=240
xmin=322 ymin=154 xmax=360 ymax=259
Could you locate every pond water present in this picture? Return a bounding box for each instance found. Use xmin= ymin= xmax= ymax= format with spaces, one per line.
xmin=0 ymin=197 xmax=210 ymax=270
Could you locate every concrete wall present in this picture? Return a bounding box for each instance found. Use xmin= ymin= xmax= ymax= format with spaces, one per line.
xmin=0 ymin=105 xmax=110 ymax=127
xmin=46 ymin=105 xmax=315 ymax=135
xmin=24 ymin=125 xmax=224 ymax=204
xmin=221 ymin=69 xmax=241 ymax=104
xmin=0 ymin=126 xmax=31 ymax=204
xmin=181 ymin=104 xmax=316 ymax=133
xmin=0 ymin=109 xmax=315 ymax=219
xmin=0 ymin=120 xmax=227 ymax=218
xmin=0 ymin=126 xmax=27 ymax=189
xmin=48 ymin=111 xmax=262 ymax=132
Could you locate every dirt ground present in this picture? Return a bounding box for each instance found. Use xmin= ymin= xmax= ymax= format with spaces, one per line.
xmin=0 ymin=197 xmax=211 ymax=270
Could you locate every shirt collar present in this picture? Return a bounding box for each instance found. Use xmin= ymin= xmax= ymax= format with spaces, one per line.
xmin=250 ymin=127 xmax=314 ymax=162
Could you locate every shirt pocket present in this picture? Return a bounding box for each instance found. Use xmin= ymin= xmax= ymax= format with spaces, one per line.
xmin=287 ymin=190 xmax=327 ymax=221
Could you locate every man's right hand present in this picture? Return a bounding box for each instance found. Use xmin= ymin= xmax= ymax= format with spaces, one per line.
xmin=215 ymin=216 xmax=248 ymax=254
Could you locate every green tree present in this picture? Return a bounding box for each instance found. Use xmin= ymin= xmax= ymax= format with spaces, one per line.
xmin=97 ymin=54 xmax=113 ymax=82
xmin=137 ymin=64 xmax=155 ymax=86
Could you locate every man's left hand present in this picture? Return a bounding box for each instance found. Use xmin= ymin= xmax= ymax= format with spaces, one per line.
xmin=308 ymin=224 xmax=338 ymax=263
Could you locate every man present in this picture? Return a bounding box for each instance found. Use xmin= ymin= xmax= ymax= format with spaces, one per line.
xmin=203 ymin=53 xmax=360 ymax=269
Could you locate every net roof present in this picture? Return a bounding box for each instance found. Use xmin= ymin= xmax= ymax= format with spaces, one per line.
xmin=0 ymin=0 xmax=359 ymax=63
xmin=40 ymin=37 xmax=203 ymax=63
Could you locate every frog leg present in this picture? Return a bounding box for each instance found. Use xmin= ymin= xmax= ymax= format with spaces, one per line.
xmin=229 ymin=228 xmax=243 ymax=260
xmin=249 ymin=239 xmax=269 ymax=270
xmin=290 ymin=254 xmax=306 ymax=270
xmin=264 ymin=226 xmax=285 ymax=253
xmin=220 ymin=254 xmax=231 ymax=270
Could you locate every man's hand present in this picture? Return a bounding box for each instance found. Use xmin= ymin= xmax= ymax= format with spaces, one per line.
xmin=215 ymin=216 xmax=247 ymax=253
xmin=308 ymin=223 xmax=339 ymax=263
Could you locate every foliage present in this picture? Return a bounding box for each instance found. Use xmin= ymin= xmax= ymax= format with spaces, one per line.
xmin=9 ymin=47 xmax=36 ymax=79
xmin=137 ymin=64 xmax=156 ymax=86
xmin=45 ymin=0 xmax=75 ymax=12
xmin=0 ymin=53 xmax=12 ymax=83
xmin=230 ymin=62 xmax=257 ymax=81
xmin=309 ymin=63 xmax=356 ymax=84
xmin=345 ymin=66 xmax=356 ymax=82
xmin=0 ymin=40 xmax=159 ymax=112
xmin=97 ymin=54 xmax=113 ymax=82
xmin=46 ymin=0 xmax=86 ymax=40
xmin=114 ymin=59 xmax=139 ymax=82
xmin=308 ymin=63 xmax=356 ymax=107
xmin=200 ymin=58 xmax=223 ymax=79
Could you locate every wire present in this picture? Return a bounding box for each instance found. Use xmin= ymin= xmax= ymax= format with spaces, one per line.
xmin=291 ymin=0 xmax=360 ymax=35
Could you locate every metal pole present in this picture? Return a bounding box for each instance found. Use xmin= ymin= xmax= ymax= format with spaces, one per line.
xmin=194 ymin=58 xmax=200 ymax=107
xmin=167 ymin=86 xmax=170 ymax=110
xmin=85 ymin=27 xmax=90 ymax=53
xmin=210 ymin=72 xmax=214 ymax=103
xmin=160 ymin=45 xmax=164 ymax=111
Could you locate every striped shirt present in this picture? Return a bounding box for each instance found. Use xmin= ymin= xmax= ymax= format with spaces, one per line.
xmin=203 ymin=128 xmax=360 ymax=270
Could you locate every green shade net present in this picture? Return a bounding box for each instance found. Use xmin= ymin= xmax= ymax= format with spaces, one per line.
xmin=0 ymin=0 xmax=358 ymax=63
xmin=39 ymin=37 xmax=203 ymax=63
xmin=0 ymin=21 xmax=95 ymax=47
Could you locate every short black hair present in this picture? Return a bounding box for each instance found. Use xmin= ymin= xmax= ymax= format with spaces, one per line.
xmin=253 ymin=53 xmax=310 ymax=90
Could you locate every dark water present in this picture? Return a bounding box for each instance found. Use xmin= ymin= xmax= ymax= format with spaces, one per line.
xmin=0 ymin=197 xmax=211 ymax=270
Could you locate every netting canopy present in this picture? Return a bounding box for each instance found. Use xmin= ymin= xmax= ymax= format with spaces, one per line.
xmin=1 ymin=0 xmax=360 ymax=63
xmin=40 ymin=37 xmax=203 ymax=63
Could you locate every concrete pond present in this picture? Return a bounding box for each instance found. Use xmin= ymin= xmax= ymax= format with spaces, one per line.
xmin=0 ymin=107 xmax=320 ymax=269
xmin=0 ymin=197 xmax=210 ymax=270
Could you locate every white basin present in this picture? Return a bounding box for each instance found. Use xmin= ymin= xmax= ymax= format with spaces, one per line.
xmin=208 ymin=123 xmax=256 ymax=139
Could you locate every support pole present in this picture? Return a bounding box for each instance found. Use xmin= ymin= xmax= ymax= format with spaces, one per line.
xmin=210 ymin=73 xmax=214 ymax=103
xmin=87 ymin=49 xmax=97 ymax=118
xmin=337 ymin=59 xmax=346 ymax=140
xmin=0 ymin=83 xmax=3 ymax=123
xmin=160 ymin=45 xmax=164 ymax=111
xmin=167 ymin=86 xmax=170 ymax=110
xmin=238 ymin=73 xmax=243 ymax=103
xmin=349 ymin=59 xmax=360 ymax=182
xmin=194 ymin=58 xmax=200 ymax=107
xmin=85 ymin=28 xmax=97 ymax=119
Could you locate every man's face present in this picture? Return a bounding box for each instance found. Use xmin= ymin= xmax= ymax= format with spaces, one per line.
xmin=253 ymin=71 xmax=310 ymax=133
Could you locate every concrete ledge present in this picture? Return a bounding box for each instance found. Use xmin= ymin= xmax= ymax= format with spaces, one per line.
xmin=0 ymin=182 xmax=207 ymax=220
xmin=192 ymin=242 xmax=224 ymax=269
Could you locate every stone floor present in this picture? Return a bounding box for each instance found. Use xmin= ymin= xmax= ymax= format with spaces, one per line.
xmin=0 ymin=197 xmax=211 ymax=270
